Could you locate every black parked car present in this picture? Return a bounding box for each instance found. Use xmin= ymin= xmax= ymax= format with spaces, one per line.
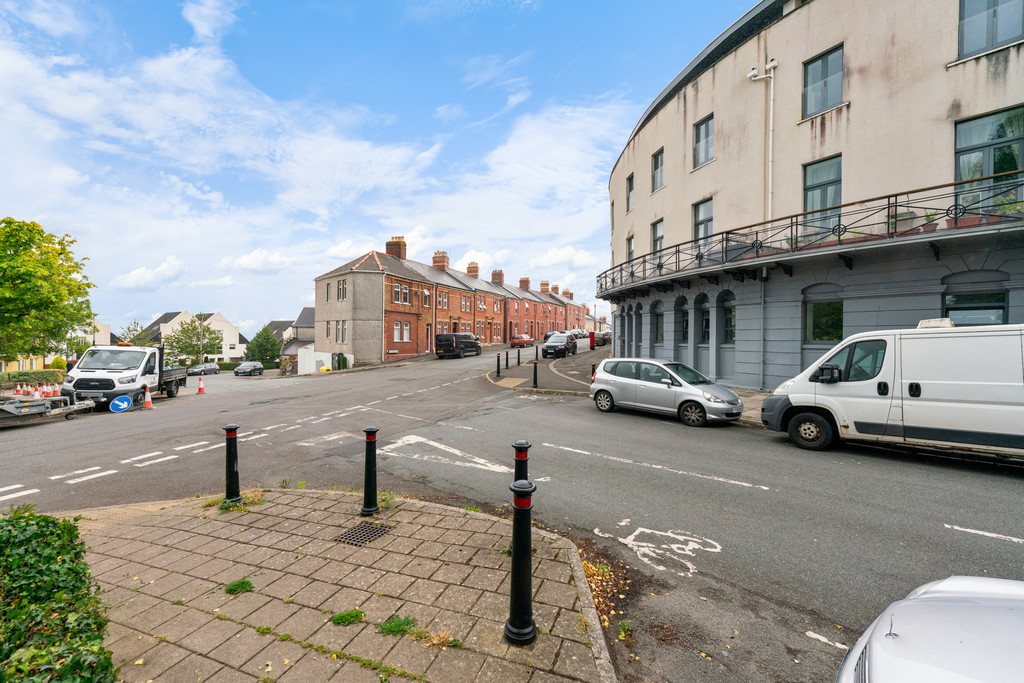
xmin=234 ymin=361 xmax=264 ymax=376
xmin=541 ymin=332 xmax=577 ymax=359
xmin=435 ymin=333 xmax=481 ymax=359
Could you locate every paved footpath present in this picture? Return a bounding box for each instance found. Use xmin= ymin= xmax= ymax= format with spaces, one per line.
xmin=60 ymin=490 xmax=615 ymax=683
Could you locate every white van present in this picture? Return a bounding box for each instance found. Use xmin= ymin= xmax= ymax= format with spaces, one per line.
xmin=761 ymin=321 xmax=1024 ymax=456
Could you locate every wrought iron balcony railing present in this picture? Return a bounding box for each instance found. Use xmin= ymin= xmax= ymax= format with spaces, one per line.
xmin=597 ymin=172 xmax=1023 ymax=299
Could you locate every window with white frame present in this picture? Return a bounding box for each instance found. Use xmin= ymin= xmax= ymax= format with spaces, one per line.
xmin=626 ymin=236 xmax=634 ymax=260
xmin=336 ymin=321 xmax=341 ymax=342
xmin=402 ymin=285 xmax=409 ymax=304
xmin=960 ymin=0 xmax=1024 ymax=59
xmin=342 ymin=320 xmax=348 ymax=343
xmin=326 ymin=321 xmax=332 ymax=339
xmin=424 ymin=289 xmax=431 ymax=307
xmin=955 ymin=106 xmax=1023 ymax=212
xmin=651 ymin=219 xmax=664 ymax=253
xmin=326 ymin=282 xmax=331 ymax=302
xmin=626 ymin=174 xmax=635 ymax=211
xmin=694 ymin=115 xmax=714 ymax=168
xmin=403 ymin=322 xmax=410 ymax=342
xmin=393 ymin=322 xmax=401 ymax=341
xmin=694 ymin=199 xmax=713 ymax=251
xmin=651 ymin=148 xmax=664 ymax=191
xmin=803 ymin=45 xmax=843 ymax=119
xmin=393 ymin=283 xmax=401 ymax=303
xmin=804 ymin=156 xmax=842 ymax=235
xmin=341 ymin=279 xmax=347 ymax=300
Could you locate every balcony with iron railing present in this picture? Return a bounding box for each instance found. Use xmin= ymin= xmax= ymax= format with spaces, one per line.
xmin=597 ymin=172 xmax=1024 ymax=301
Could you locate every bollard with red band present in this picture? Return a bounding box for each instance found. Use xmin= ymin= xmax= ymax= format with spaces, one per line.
xmin=505 ymin=477 xmax=538 ymax=646
xmin=496 ymin=353 xmax=501 ymax=378
xmin=513 ymin=440 xmax=531 ymax=482
xmin=223 ymin=424 xmax=241 ymax=504
xmin=361 ymin=426 xmax=380 ymax=516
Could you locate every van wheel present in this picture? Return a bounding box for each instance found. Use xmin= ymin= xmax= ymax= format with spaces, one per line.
xmin=132 ymin=391 xmax=146 ymax=406
xmin=594 ymin=391 xmax=614 ymax=412
xmin=788 ymin=412 xmax=835 ymax=450
xmin=679 ymin=402 xmax=707 ymax=427
xmin=458 ymin=348 xmax=465 ymax=359
xmin=165 ymin=380 xmax=178 ymax=398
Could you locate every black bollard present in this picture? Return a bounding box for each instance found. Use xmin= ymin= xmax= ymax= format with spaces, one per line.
xmin=361 ymin=427 xmax=380 ymax=516
xmin=513 ymin=440 xmax=530 ymax=481
xmin=517 ymin=348 xmax=521 ymax=366
xmin=505 ymin=478 xmax=538 ymax=645
xmin=496 ymin=353 xmax=501 ymax=378
xmin=223 ymin=424 xmax=241 ymax=504
xmin=532 ymin=361 xmax=538 ymax=388
xmin=535 ymin=345 xmax=539 ymax=361
xmin=505 ymin=351 xmax=509 ymax=369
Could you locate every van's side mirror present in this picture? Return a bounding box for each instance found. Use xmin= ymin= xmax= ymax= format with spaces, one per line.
xmin=813 ymin=362 xmax=842 ymax=384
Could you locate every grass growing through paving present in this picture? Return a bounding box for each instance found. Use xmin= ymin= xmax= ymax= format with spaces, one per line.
xmin=376 ymin=490 xmax=397 ymax=510
xmin=201 ymin=488 xmax=265 ymax=513
xmin=377 ymin=615 xmax=416 ymax=636
xmin=225 ymin=578 xmax=253 ymax=595
xmin=332 ymin=609 xmax=364 ymax=626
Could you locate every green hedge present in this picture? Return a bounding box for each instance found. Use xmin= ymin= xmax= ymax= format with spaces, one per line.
xmin=0 ymin=507 xmax=116 ymax=682
xmin=1 ymin=370 xmax=65 ymax=386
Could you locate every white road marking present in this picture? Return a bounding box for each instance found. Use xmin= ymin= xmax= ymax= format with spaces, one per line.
xmin=594 ymin=525 xmax=722 ymax=577
xmin=175 ymin=441 xmax=208 ymax=450
xmin=619 ymin=519 xmax=631 ymax=526
xmin=193 ymin=444 xmax=221 ymax=453
xmin=240 ymin=433 xmax=268 ymax=442
xmin=380 ymin=435 xmax=513 ymax=473
xmin=263 ymin=424 xmax=288 ymax=430
xmin=283 ymin=425 xmax=302 ymax=432
xmin=415 ymin=389 xmax=428 ymax=393
xmin=321 ymin=411 xmax=342 ymax=417
xmin=50 ymin=467 xmax=100 ymax=480
xmin=311 ymin=417 xmax=331 ymax=424
xmin=944 ymin=523 xmax=1024 ymax=544
xmin=543 ymin=443 xmax=770 ymax=491
xmin=134 ymin=456 xmax=177 ymax=467
xmin=385 ymin=396 xmax=397 ymax=400
xmin=429 ymin=386 xmax=441 ymax=390
xmin=120 ymin=451 xmax=163 ymax=464
xmin=360 ymin=407 xmax=427 ymax=421
xmin=295 ymin=417 xmax=316 ymax=423
xmin=67 ymin=470 xmax=117 ymax=484
xmin=237 ymin=431 xmax=254 ymax=437
xmin=295 ymin=431 xmax=355 ymax=447
xmin=401 ymin=393 xmax=414 ymax=397
xmin=366 ymin=400 xmax=381 ymax=405
xmin=0 ymin=484 xmax=26 ymax=492
xmin=439 ymin=423 xmax=475 ymax=430
xmin=535 ymin=476 xmax=551 ymax=482
xmin=805 ymin=631 xmax=849 ymax=651
xmin=0 ymin=488 xmax=40 ymax=502
xmin=441 ymin=383 xmax=452 ymax=386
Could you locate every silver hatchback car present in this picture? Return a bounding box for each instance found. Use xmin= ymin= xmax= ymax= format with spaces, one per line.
xmin=589 ymin=358 xmax=743 ymax=426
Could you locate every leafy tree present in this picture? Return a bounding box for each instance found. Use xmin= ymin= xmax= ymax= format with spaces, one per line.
xmin=163 ymin=316 xmax=223 ymax=365
xmin=118 ymin=320 xmax=154 ymax=346
xmin=0 ymin=218 xmax=94 ymax=361
xmin=245 ymin=325 xmax=283 ymax=364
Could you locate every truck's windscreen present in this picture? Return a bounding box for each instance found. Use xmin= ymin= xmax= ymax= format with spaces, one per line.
xmin=78 ymin=349 xmax=147 ymax=370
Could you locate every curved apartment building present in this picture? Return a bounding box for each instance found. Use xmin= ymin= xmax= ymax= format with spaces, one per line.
xmin=600 ymin=0 xmax=1024 ymax=390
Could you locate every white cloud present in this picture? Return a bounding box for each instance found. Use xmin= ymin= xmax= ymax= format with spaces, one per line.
xmin=110 ymin=255 xmax=185 ymax=290
xmin=220 ymin=248 xmax=293 ymax=272
xmin=1 ymin=0 xmax=86 ymax=37
xmin=529 ymin=246 xmax=598 ymax=269
xmin=182 ymin=0 xmax=241 ymax=44
xmin=435 ymin=103 xmax=466 ymax=122
xmin=188 ymin=276 xmax=234 ymax=288
xmin=326 ymin=238 xmax=379 ymax=260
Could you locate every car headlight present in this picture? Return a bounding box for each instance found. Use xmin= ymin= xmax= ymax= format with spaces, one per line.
xmin=702 ymin=390 xmax=725 ymax=404
xmin=64 ymin=375 xmax=74 ymax=384
xmin=117 ymin=375 xmax=137 ymax=385
xmin=775 ymin=378 xmax=797 ymax=393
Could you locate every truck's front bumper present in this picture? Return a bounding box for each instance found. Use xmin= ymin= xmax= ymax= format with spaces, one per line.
xmin=61 ymin=386 xmax=136 ymax=405
xmin=760 ymin=395 xmax=792 ymax=431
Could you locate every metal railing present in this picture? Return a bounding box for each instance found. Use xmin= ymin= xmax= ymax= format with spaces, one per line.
xmin=597 ymin=172 xmax=1023 ymax=298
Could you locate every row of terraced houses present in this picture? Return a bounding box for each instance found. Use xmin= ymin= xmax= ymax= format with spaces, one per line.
xmin=313 ymin=237 xmax=596 ymax=366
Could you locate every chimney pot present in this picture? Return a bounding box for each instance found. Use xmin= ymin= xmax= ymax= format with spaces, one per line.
xmin=540 ymin=280 xmax=550 ymax=294
xmin=385 ymin=236 xmax=407 ymax=260
xmin=551 ymin=284 xmax=560 ymax=294
xmin=491 ymin=269 xmax=504 ymax=285
xmin=519 ymin=277 xmax=530 ymax=291
xmin=466 ymin=261 xmax=479 ymax=277
xmin=432 ymin=250 xmax=449 ymax=270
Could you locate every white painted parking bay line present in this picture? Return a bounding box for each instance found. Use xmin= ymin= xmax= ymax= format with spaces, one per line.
xmin=263 ymin=424 xmax=287 ymax=430
xmin=240 ymin=433 xmax=268 ymax=442
xmin=134 ymin=456 xmax=177 ymax=467
xmin=175 ymin=441 xmax=208 ymax=450
xmin=366 ymin=400 xmax=381 ymax=405
xmin=543 ymin=443 xmax=771 ymax=491
xmin=0 ymin=484 xmax=25 ymax=493
xmin=67 ymin=470 xmax=117 ymax=484
xmin=193 ymin=444 xmax=221 ymax=453
xmin=311 ymin=417 xmax=331 ymax=424
xmin=295 ymin=417 xmax=317 ymax=423
xmin=283 ymin=425 xmax=302 ymax=432
xmin=50 ymin=467 xmax=101 ymax=480
xmin=121 ymin=451 xmax=163 ymax=464
xmin=944 ymin=524 xmax=1024 ymax=544
xmin=0 ymin=488 xmax=40 ymax=502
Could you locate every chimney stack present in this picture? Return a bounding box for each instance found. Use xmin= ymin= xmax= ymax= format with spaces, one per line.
xmin=600 ymin=316 xmax=607 ymax=323
xmin=385 ymin=236 xmax=407 ymax=260
xmin=540 ymin=280 xmax=550 ymax=294
xmin=466 ymin=261 xmax=479 ymax=278
xmin=491 ymin=269 xmax=504 ymax=285
xmin=432 ymin=251 xmax=449 ymax=270
xmin=550 ymin=284 xmax=560 ymax=294
xmin=519 ymin=277 xmax=530 ymax=291
xmin=564 ymin=290 xmax=573 ymax=300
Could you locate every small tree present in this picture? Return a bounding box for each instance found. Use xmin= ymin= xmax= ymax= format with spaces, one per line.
xmin=163 ymin=317 xmax=223 ymax=365
xmin=118 ymin=320 xmax=154 ymax=347
xmin=0 ymin=218 xmax=94 ymax=361
xmin=245 ymin=325 xmax=283 ymax=365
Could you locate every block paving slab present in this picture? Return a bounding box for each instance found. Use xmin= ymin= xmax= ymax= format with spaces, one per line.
xmin=60 ymin=491 xmax=614 ymax=682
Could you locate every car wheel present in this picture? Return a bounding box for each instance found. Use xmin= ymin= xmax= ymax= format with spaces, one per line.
xmin=200 ymin=369 xmax=206 ymax=375
xmin=259 ymin=369 xmax=263 ymax=375
xmin=165 ymin=380 xmax=178 ymax=398
xmin=679 ymin=401 xmax=708 ymax=427
xmin=787 ymin=412 xmax=835 ymax=450
xmin=458 ymin=348 xmax=465 ymax=359
xmin=541 ymin=351 xmax=547 ymax=359
xmin=215 ymin=369 xmax=220 ymax=374
xmin=594 ymin=390 xmax=615 ymax=412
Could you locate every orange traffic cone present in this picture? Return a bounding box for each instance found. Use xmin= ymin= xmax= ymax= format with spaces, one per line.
xmin=14 ymin=383 xmax=22 ymax=395
xmin=33 ymin=384 xmax=41 ymax=398
xmin=197 ymin=376 xmax=206 ymax=394
xmin=50 ymin=383 xmax=59 ymax=397
xmin=143 ymin=385 xmax=153 ymax=409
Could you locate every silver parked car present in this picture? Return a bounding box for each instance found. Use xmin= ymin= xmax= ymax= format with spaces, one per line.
xmin=836 ymin=576 xmax=1024 ymax=682
xmin=589 ymin=358 xmax=743 ymax=426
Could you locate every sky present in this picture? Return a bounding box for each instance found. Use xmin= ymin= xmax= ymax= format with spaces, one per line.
xmin=0 ymin=0 xmax=751 ymax=338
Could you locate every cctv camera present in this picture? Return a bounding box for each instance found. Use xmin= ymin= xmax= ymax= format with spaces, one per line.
xmin=747 ymin=68 xmax=759 ymax=79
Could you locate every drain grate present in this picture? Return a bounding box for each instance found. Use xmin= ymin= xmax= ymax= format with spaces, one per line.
xmin=334 ymin=522 xmax=393 ymax=547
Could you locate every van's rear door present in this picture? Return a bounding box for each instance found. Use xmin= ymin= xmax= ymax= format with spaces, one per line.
xmin=900 ymin=328 xmax=1024 ymax=451
xmin=813 ymin=335 xmax=897 ymax=441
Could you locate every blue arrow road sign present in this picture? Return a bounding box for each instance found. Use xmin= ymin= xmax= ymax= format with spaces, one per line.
xmin=110 ymin=395 xmax=132 ymax=413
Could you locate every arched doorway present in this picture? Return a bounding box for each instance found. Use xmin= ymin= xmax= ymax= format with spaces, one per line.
xmin=673 ymin=296 xmax=688 ymax=362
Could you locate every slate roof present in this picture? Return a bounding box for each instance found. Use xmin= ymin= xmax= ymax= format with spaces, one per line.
xmin=239 ymin=333 xmax=250 ymax=345
xmin=266 ymin=320 xmax=293 ymax=342
xmin=293 ymin=308 xmax=315 ymax=340
xmin=142 ymin=312 xmax=183 ymax=341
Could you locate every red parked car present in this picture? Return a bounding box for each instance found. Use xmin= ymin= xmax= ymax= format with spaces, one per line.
xmin=510 ymin=334 xmax=534 ymax=348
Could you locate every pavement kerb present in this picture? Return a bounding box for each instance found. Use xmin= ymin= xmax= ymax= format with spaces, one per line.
xmin=483 ymin=368 xmax=589 ymax=397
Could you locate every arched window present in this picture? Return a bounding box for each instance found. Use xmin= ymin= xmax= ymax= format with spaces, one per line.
xmin=651 ymin=302 xmax=664 ymax=344
xmin=717 ymin=291 xmax=736 ymax=344
xmin=803 ymin=283 xmax=843 ymax=342
xmin=674 ymin=296 xmax=689 ymax=345
xmin=695 ymin=294 xmax=710 ymax=344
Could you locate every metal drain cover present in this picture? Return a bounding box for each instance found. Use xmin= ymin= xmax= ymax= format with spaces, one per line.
xmin=334 ymin=522 xmax=393 ymax=547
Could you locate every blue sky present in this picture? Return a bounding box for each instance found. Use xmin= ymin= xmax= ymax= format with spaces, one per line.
xmin=0 ymin=0 xmax=750 ymax=338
